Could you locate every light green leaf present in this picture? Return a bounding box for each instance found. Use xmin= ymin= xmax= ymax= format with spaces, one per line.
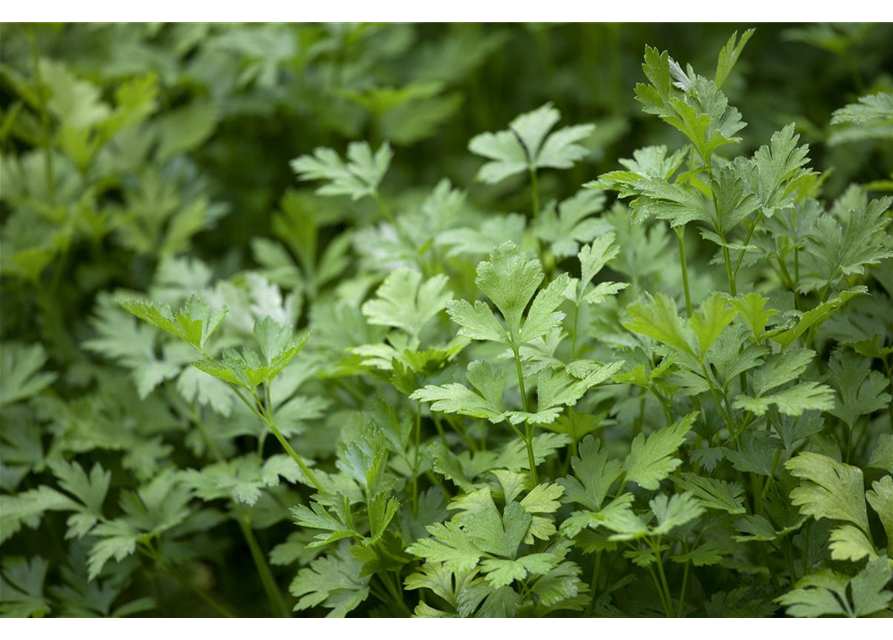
xmin=623 ymin=293 xmax=695 ymax=357
xmin=785 ymin=452 xmax=869 ymax=533
xmin=558 ymin=436 xmax=623 ymax=512
xmin=361 ymin=269 xmax=452 ymax=338
xmin=649 ymin=492 xmax=705 ymax=535
xmin=624 ymin=413 xmax=696 ymax=490
xmin=690 ymin=294 xmax=737 ymax=361
xmin=291 ymin=141 xmax=392 ymax=201
xmin=469 ymin=103 xmax=594 ymax=184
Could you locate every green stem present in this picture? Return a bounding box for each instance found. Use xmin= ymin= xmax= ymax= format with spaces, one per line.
xmin=236 ymin=508 xmax=290 ymax=618
xmin=676 ymin=227 xmax=693 ymax=317
xmin=585 ymin=551 xmax=602 ymax=617
xmin=529 ymin=165 xmax=540 ymax=218
xmin=228 ymin=385 xmax=324 ymax=492
xmin=722 ymin=245 xmax=738 ymax=296
xmin=513 ymin=346 xmax=537 ymax=484
xmin=676 ymin=556 xmax=691 ymax=618
xmin=412 ymin=402 xmax=422 ymax=516
xmin=653 ymin=539 xmax=674 ymax=617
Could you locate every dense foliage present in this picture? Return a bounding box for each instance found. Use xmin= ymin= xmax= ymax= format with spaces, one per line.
xmin=1 ymin=23 xmax=892 ymax=618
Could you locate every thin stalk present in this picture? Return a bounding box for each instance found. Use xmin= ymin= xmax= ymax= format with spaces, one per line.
xmin=412 ymin=402 xmax=422 ymax=516
xmin=646 ymin=562 xmax=673 ymax=618
xmin=653 ymin=539 xmax=674 ymax=617
xmin=722 ymin=245 xmax=737 ymax=296
xmin=513 ymin=346 xmax=538 ymax=484
xmin=676 ymin=227 xmax=693 ymax=317
xmin=676 ymin=556 xmax=691 ymax=618
xmin=570 ymin=303 xmax=581 ymax=360
xmin=584 ymin=551 xmax=602 ymax=617
xmin=529 ymin=165 xmax=540 ymax=218
xmin=235 ymin=509 xmax=290 ymax=618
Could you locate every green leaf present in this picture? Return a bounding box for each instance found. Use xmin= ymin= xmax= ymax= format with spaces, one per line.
xmin=474 ymin=241 xmax=544 ymax=340
xmin=0 ymin=342 xmax=57 ymax=405
xmin=827 ymin=350 xmax=891 ymax=429
xmin=746 ymin=124 xmax=812 ymax=217
xmin=779 ymin=560 xmax=893 ymax=618
xmin=715 ymin=29 xmax=755 ymax=89
xmin=361 ymin=268 xmax=452 ymax=338
xmin=120 ymin=296 xmax=227 ymax=353
xmin=770 ymin=287 xmax=867 ymax=349
xmin=623 ymin=293 xmax=695 ymax=357
xmin=410 ymin=360 xmax=507 ymax=423
xmin=649 ymin=492 xmax=706 ymax=535
xmin=752 ymin=347 xmax=815 ymax=395
xmin=291 ymin=141 xmax=392 ymax=201
xmin=0 ymin=486 xmax=78 ymax=545
xmin=468 ymin=103 xmax=594 ymax=184
xmin=828 ymin=524 xmax=878 ymax=562
xmin=624 ymin=412 xmax=696 ymax=490
xmin=729 ymin=292 xmax=778 ymax=340
xmin=406 ymin=521 xmax=482 ymax=572
xmin=785 ymin=452 xmax=870 ymax=533
xmin=735 ymin=382 xmax=836 ymax=417
xmin=290 ymin=547 xmax=370 ymax=618
xmin=0 ymin=556 xmax=50 ymax=618
xmin=831 ymin=92 xmax=893 ymax=125
xmin=690 ymin=294 xmax=737 ymax=361
xmin=868 ymin=434 xmax=893 ymax=473
xmin=533 ymin=190 xmax=610 ymax=258
xmin=559 ymin=436 xmax=623 ymax=512
xmin=806 ymin=188 xmax=893 ymax=280
xmin=865 ymin=476 xmax=893 ymax=555
xmin=507 ymin=363 xmax=622 ymax=426
xmin=673 ymin=472 xmax=745 ymax=514
xmin=87 ymin=521 xmax=139 ymax=580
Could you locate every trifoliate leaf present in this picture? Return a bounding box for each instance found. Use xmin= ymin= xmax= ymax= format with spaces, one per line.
xmin=533 ymin=190 xmax=610 ymax=258
xmin=805 ymin=187 xmax=892 ymax=279
xmin=690 ymin=294 xmax=737 ymax=361
xmin=290 ymin=546 xmax=371 ymax=618
xmin=827 ymin=349 xmax=891 ymax=429
xmin=559 ymin=436 xmax=623 ymax=512
xmin=120 ymin=295 xmax=227 ymax=353
xmin=291 ymin=141 xmax=392 ymax=201
xmin=623 ymin=293 xmax=695 ymax=357
xmin=468 ymin=103 xmax=594 ymax=184
xmin=361 ymin=268 xmax=452 ymax=338
xmin=650 ymin=492 xmax=706 ymax=535
xmin=624 ymin=413 xmax=696 ymax=490
xmin=729 ymin=292 xmax=778 ymax=340
xmin=778 ymin=560 xmax=893 ymax=618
